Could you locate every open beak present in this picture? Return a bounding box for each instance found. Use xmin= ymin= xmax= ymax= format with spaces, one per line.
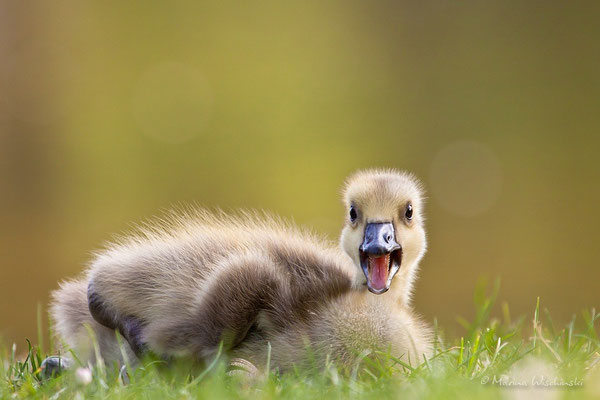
xmin=359 ymin=222 xmax=402 ymax=294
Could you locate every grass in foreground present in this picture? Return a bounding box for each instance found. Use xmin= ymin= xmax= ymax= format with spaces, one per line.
xmin=2 ymin=281 xmax=599 ymax=399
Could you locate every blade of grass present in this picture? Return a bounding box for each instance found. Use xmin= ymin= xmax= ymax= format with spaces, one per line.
xmin=186 ymin=341 xmax=223 ymax=388
xmin=467 ymin=333 xmax=480 ymax=376
xmin=458 ymin=337 xmax=464 ymax=367
xmin=533 ymin=297 xmax=540 ymax=349
xmin=36 ymin=303 xmax=44 ymax=356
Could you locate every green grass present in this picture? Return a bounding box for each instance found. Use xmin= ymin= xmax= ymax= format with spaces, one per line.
xmin=2 ymin=281 xmax=599 ymax=399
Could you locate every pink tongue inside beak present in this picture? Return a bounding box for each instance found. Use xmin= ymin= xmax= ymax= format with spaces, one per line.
xmin=368 ymin=255 xmax=389 ymax=291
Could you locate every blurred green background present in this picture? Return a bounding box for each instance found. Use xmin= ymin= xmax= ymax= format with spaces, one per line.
xmin=1 ymin=1 xmax=599 ymax=347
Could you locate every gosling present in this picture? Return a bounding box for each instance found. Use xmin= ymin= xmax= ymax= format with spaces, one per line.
xmin=49 ymin=169 xmax=431 ymax=372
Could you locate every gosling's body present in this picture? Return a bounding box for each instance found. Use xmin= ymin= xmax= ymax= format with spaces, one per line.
xmin=53 ymin=211 xmax=356 ymax=363
xmin=50 ymin=169 xmax=433 ymax=372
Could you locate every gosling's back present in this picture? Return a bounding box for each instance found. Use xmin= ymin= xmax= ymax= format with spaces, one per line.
xmin=84 ymin=209 xmax=357 ymax=359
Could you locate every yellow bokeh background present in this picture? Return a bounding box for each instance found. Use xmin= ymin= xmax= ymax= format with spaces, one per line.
xmin=1 ymin=1 xmax=599 ymax=346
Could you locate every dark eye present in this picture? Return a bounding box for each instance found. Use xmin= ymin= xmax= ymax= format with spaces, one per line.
xmin=349 ymin=206 xmax=357 ymax=222
xmin=405 ymin=204 xmax=413 ymax=220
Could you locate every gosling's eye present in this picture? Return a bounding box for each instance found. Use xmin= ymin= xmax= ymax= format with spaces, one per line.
xmin=349 ymin=206 xmax=358 ymax=222
xmin=405 ymin=204 xmax=413 ymax=220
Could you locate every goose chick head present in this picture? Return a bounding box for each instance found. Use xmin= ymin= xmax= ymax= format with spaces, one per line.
xmin=340 ymin=169 xmax=427 ymax=298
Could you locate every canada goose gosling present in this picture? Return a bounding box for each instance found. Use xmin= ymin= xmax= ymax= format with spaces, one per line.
xmin=49 ymin=169 xmax=429 ymax=370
